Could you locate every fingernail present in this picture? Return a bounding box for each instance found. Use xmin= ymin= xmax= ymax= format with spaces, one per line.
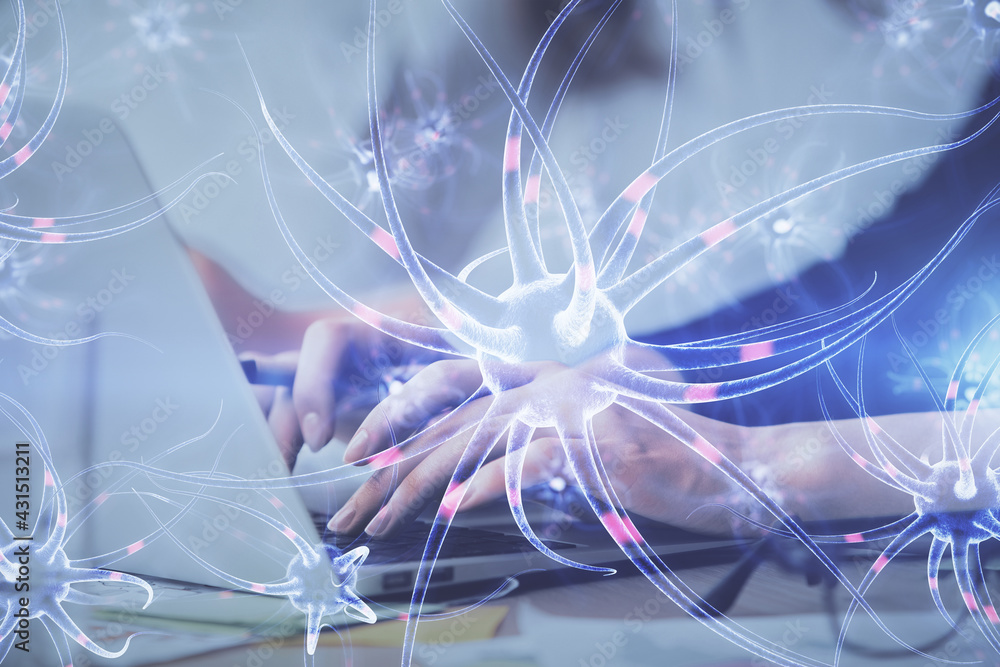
xmin=302 ymin=412 xmax=324 ymax=451
xmin=344 ymin=428 xmax=369 ymax=463
xmin=327 ymin=505 xmax=356 ymax=533
xmin=461 ymin=485 xmax=481 ymax=508
xmin=364 ymin=506 xmax=391 ymax=537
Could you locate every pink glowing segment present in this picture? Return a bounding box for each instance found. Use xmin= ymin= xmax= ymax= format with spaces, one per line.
xmin=873 ymin=555 xmax=890 ymax=573
xmin=601 ymin=512 xmax=643 ymax=545
xmin=577 ymin=262 xmax=595 ymax=292
xmin=0 ymin=83 xmax=9 ymax=106
xmin=372 ymin=447 xmax=404 ymax=468
xmin=95 ymin=492 xmax=110 ymax=506
xmin=439 ymin=303 xmax=465 ymax=330
xmin=844 ymin=533 xmax=864 ymax=543
xmin=371 ymin=227 xmax=401 ymax=260
xmin=32 ymin=218 xmax=66 ymax=243
xmin=683 ymin=384 xmax=719 ymax=402
xmin=626 ymin=208 xmax=648 ymax=238
xmin=57 ymin=513 xmax=67 ymax=528
xmin=622 ymin=516 xmax=644 ymax=544
xmin=622 ymin=172 xmax=657 ymax=203
xmin=987 ymin=605 xmax=1000 ymax=624
xmin=269 ymin=496 xmax=284 ymax=509
xmin=928 ymin=575 xmax=938 ymax=590
xmin=739 ymin=341 xmax=773 ymax=363
xmin=851 ymin=453 xmax=868 ymax=468
xmin=352 ymin=303 xmax=384 ymax=328
xmin=13 ymin=145 xmax=32 ymax=166
xmin=504 ymin=136 xmax=521 ymax=172
xmin=699 ymin=219 xmax=737 ymax=247
xmin=109 ymin=571 xmax=123 ymax=581
xmin=883 ymin=462 xmax=899 ymax=479
xmin=506 ymin=484 xmax=521 ymax=508
xmin=45 ymin=468 xmax=55 ymax=487
xmin=283 ymin=527 xmax=298 ymax=540
xmin=251 ymin=583 xmax=267 ymax=594
xmin=960 ymin=457 xmax=971 ymax=473
xmin=0 ymin=122 xmax=11 ymax=141
xmin=964 ymin=590 xmax=979 ymax=611
xmin=946 ymin=380 xmax=960 ymax=400
xmin=525 ymin=174 xmax=541 ymax=204
xmin=440 ymin=481 xmax=467 ymax=520
xmin=692 ymin=436 xmax=722 ymax=465
xmin=126 ymin=540 xmax=145 ymax=556
xmin=866 ymin=417 xmax=882 ymax=435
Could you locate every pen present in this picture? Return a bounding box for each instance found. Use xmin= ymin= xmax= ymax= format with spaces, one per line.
xmin=241 ymin=358 xmax=426 ymax=397
xmin=241 ymin=358 xmax=296 ymax=388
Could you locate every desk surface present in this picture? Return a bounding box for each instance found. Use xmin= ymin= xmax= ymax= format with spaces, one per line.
xmin=113 ymin=555 xmax=988 ymax=667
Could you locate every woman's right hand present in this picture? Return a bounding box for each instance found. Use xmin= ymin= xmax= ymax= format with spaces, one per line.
xmin=243 ymin=316 xmax=435 ymax=469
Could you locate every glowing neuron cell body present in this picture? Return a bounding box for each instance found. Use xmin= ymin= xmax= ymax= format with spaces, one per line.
xmin=137 ymin=485 xmax=376 ymax=658
xmin=0 ymin=394 xmax=154 ymax=664
xmin=127 ymin=0 xmax=193 ymax=53
xmin=872 ymin=0 xmax=1000 ymax=88
xmin=815 ymin=310 xmax=1000 ymax=659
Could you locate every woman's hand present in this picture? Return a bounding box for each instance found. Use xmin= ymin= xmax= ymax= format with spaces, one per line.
xmin=244 ymin=316 xmax=433 ymax=469
xmin=327 ymin=358 xmax=750 ymax=537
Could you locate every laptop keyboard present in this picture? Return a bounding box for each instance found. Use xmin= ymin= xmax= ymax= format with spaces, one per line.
xmin=316 ymin=517 xmax=577 ymax=565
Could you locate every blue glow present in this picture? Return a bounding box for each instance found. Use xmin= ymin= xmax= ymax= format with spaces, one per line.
xmin=814 ymin=312 xmax=1000 ymax=659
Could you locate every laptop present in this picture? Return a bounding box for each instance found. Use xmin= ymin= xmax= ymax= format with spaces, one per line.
xmin=4 ymin=106 xmax=760 ymax=664
xmin=78 ymin=206 xmax=750 ymax=598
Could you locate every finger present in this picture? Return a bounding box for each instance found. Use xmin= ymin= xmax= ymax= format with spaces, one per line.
xmin=327 ymin=440 xmax=429 ymax=535
xmin=344 ymin=359 xmax=483 ymax=463
xmin=241 ymin=350 xmax=299 ymax=386
xmin=241 ymin=350 xmax=297 ymax=414
xmin=329 ymin=391 xmax=505 ymax=535
xmin=268 ymin=386 xmax=305 ymax=471
xmin=251 ymin=384 xmax=276 ymax=417
xmin=362 ymin=414 xmax=510 ymax=537
xmin=294 ymin=319 xmax=352 ymax=452
xmin=462 ymin=436 xmax=566 ymax=510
